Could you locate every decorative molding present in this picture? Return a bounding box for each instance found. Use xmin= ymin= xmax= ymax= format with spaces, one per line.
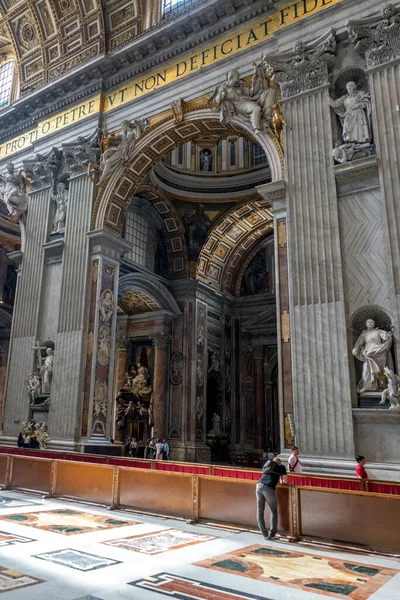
xmin=347 ymin=4 xmax=400 ymax=68
xmin=151 ymin=332 xmax=171 ymax=348
xmin=334 ymin=155 xmax=379 ymax=196
xmin=63 ymin=129 xmax=101 ymax=175
xmin=87 ymin=228 xmax=132 ymax=260
xmin=265 ymin=30 xmax=336 ymax=99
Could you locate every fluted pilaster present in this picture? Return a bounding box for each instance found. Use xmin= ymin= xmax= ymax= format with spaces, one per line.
xmin=50 ymin=173 xmax=94 ymax=440
xmin=3 ymin=187 xmax=51 ymax=435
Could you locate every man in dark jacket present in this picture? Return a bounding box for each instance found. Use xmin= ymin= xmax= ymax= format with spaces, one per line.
xmin=256 ymin=457 xmax=287 ymax=540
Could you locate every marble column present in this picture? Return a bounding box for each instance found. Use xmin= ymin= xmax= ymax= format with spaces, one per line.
xmin=267 ymin=31 xmax=354 ymax=460
xmin=257 ymin=180 xmax=293 ymax=450
xmin=253 ymin=346 xmax=266 ymax=451
xmin=84 ymin=230 xmax=131 ymax=448
xmin=0 ymin=341 xmax=9 ymax=429
xmin=348 ymin=7 xmax=400 ymax=368
xmin=2 ymin=182 xmax=52 ymax=440
xmin=151 ymin=333 xmax=170 ymax=439
xmin=115 ymin=336 xmax=129 ymax=395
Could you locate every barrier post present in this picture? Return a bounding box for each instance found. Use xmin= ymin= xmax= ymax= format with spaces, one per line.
xmin=111 ymin=466 xmax=120 ymax=510
xmin=4 ymin=455 xmax=13 ymax=489
xmin=50 ymin=460 xmax=57 ymax=497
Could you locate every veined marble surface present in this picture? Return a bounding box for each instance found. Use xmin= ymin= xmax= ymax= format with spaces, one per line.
xmin=0 ymin=491 xmax=396 ymax=599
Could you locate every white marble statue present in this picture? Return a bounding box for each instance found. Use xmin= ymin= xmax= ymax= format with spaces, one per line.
xmin=380 ymin=367 xmax=400 ymax=409
xmin=98 ymin=118 xmax=149 ymax=186
xmin=27 ymin=371 xmax=41 ymax=404
xmin=212 ymin=412 xmax=221 ymax=435
xmin=99 ymin=289 xmax=114 ymax=324
xmin=328 ymin=81 xmax=372 ymax=145
xmin=36 ymin=423 xmax=51 ymax=449
xmin=352 ymin=319 xmax=392 ymax=394
xmin=210 ymin=60 xmax=276 ymax=134
xmin=0 ymin=163 xmax=29 ymax=218
xmin=41 ymin=348 xmax=54 ymax=394
xmin=51 ymin=181 xmax=68 ymax=234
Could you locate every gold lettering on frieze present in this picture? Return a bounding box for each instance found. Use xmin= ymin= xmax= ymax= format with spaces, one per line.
xmin=0 ymin=0 xmax=343 ymax=160
xmin=278 ymin=221 xmax=286 ymax=247
xmin=281 ymin=309 xmax=290 ymax=343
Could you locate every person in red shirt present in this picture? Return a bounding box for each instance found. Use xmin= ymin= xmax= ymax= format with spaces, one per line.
xmin=356 ymin=455 xmax=368 ymax=479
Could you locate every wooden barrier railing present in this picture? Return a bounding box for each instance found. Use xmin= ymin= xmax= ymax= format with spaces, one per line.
xmin=0 ymin=452 xmax=399 ymax=554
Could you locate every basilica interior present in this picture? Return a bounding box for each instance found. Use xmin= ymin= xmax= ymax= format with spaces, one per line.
xmin=0 ymin=1 xmax=399 ymax=596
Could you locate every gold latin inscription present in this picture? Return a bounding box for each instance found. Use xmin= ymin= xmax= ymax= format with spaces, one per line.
xmin=0 ymin=0 xmax=342 ymax=160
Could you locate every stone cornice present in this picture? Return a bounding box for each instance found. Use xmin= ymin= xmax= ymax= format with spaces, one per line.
xmin=88 ymin=229 xmax=132 ymax=259
xmin=0 ymin=0 xmax=281 ymax=142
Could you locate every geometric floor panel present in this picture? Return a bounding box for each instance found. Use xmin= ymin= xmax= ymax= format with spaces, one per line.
xmin=196 ymin=545 xmax=399 ymax=599
xmin=0 ymin=530 xmax=35 ymax=546
xmin=129 ymin=573 xmax=272 ymax=599
xmin=34 ymin=549 xmax=121 ymax=571
xmin=0 ymin=496 xmax=39 ymax=509
xmin=0 ymin=492 xmax=397 ymax=599
xmin=0 ymin=565 xmax=42 ymax=593
xmin=104 ymin=528 xmax=216 ymax=554
xmin=0 ymin=508 xmax=137 ymax=535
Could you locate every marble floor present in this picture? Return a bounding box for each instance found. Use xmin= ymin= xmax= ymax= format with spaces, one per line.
xmin=0 ymin=491 xmax=397 ymax=599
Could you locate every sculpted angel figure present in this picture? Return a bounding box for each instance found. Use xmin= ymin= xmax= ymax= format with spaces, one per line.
xmin=352 ymin=319 xmax=393 ymax=394
xmin=328 ymin=81 xmax=372 ymax=144
xmin=210 ymin=60 xmax=276 ymax=134
xmin=0 ymin=163 xmax=29 ymax=218
xmin=98 ymin=118 xmax=149 ymax=186
xmin=51 ymin=181 xmax=68 ymax=234
xmin=41 ymin=348 xmax=54 ymax=394
xmin=380 ymin=367 xmax=400 ymax=409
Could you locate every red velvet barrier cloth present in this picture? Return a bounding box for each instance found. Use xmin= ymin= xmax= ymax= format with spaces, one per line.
xmin=109 ymin=459 xmax=151 ymax=469
xmin=213 ymin=468 xmax=260 ymax=480
xmin=287 ymin=475 xmax=361 ymax=491
xmin=155 ymin=462 xmax=210 ymax=475
xmin=368 ymin=482 xmax=400 ymax=495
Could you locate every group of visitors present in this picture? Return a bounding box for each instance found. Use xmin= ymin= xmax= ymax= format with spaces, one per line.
xmin=124 ymin=437 xmax=169 ymax=460
xmin=257 ymin=447 xmax=370 ymax=541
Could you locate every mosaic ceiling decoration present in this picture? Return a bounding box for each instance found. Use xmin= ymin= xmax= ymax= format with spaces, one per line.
xmin=0 ymin=1 xmax=157 ymax=95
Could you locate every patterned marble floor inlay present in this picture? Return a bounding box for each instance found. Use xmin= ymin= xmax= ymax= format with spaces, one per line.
xmin=0 ymin=496 xmax=39 ymax=509
xmin=0 ymin=530 xmax=35 ymax=546
xmin=104 ymin=528 xmax=216 ymax=555
xmin=0 ymin=565 xmax=43 ymax=593
xmin=196 ymin=545 xmax=398 ymax=599
xmin=0 ymin=509 xmax=137 ymax=535
xmin=130 ymin=573 xmax=272 ymax=599
xmin=34 ymin=549 xmax=121 ymax=571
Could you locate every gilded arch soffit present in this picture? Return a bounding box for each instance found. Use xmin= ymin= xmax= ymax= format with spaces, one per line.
xmin=135 ymin=184 xmax=189 ymax=279
xmin=197 ymin=198 xmax=273 ymax=295
xmin=93 ymin=105 xmax=283 ymax=233
xmin=0 ymin=1 xmax=153 ymax=95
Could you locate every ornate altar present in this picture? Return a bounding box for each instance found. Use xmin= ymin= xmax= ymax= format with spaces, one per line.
xmin=114 ymin=363 xmax=153 ymax=445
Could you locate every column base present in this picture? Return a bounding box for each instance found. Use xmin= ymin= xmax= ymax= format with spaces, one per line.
xmin=170 ymin=441 xmax=210 ymax=464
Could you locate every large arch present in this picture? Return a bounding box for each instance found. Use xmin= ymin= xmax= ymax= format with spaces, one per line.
xmin=197 ymin=198 xmax=274 ymax=294
xmin=118 ymin=272 xmax=181 ymax=318
xmin=92 ymin=107 xmax=283 ymax=233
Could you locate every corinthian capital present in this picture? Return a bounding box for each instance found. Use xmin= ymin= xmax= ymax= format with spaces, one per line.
xmin=151 ymin=332 xmax=171 ymax=349
xmin=63 ymin=128 xmax=101 ymax=175
xmin=264 ymin=29 xmax=336 ymax=99
xmin=347 ymin=4 xmax=400 ymax=68
xmin=23 ymin=147 xmax=63 ymax=190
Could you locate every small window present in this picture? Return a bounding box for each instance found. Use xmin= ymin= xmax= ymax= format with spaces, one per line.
xmin=229 ymin=140 xmax=236 ymax=167
xmin=124 ymin=211 xmax=149 ymax=268
xmin=0 ymin=61 xmax=15 ymax=110
xmin=253 ymin=142 xmax=267 ymax=166
xmin=163 ymin=0 xmax=196 ymax=16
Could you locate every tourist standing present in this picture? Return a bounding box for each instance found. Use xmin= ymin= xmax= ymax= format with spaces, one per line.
xmin=356 ymin=455 xmax=369 ymax=479
xmin=130 ymin=438 xmax=138 ymax=458
xmin=288 ymin=446 xmax=302 ymax=473
xmin=256 ymin=457 xmax=287 ymax=540
xmin=162 ymin=439 xmax=169 ymax=460
xmin=149 ymin=437 xmax=156 ymax=459
xmin=155 ymin=438 xmax=164 ymax=460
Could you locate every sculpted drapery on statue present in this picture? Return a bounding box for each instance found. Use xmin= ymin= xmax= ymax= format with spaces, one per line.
xmin=209 ymin=59 xmax=276 ymax=134
xmin=0 ymin=163 xmax=29 ymax=220
xmin=352 ymin=319 xmax=393 ymax=395
xmin=328 ymin=81 xmax=372 ymax=145
xmin=51 ymin=181 xmax=69 ymax=234
xmin=98 ymin=118 xmax=149 ymax=186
